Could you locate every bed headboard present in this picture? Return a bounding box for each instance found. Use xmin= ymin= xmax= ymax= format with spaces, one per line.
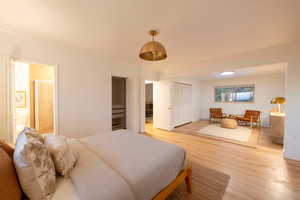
xmin=0 ymin=141 xmax=23 ymax=200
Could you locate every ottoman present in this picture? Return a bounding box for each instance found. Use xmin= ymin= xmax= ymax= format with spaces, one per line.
xmin=221 ymin=118 xmax=238 ymax=129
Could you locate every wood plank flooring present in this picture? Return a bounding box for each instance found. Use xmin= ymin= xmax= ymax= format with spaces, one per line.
xmin=145 ymin=123 xmax=300 ymax=200
xmin=172 ymin=121 xmax=283 ymax=153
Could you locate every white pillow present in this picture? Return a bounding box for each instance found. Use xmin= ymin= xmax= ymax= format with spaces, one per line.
xmin=44 ymin=135 xmax=78 ymax=177
xmin=14 ymin=129 xmax=56 ymax=200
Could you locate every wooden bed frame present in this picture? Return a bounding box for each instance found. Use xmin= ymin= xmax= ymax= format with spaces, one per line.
xmin=153 ymin=166 xmax=192 ymax=200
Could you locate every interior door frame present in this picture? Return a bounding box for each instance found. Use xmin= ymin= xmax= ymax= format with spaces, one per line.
xmin=13 ymin=57 xmax=60 ymax=136
xmin=109 ymin=74 xmax=128 ymax=131
xmin=140 ymin=78 xmax=157 ymax=133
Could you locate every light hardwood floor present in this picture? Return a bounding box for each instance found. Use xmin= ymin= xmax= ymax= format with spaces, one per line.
xmin=172 ymin=120 xmax=283 ymax=153
xmin=145 ymin=123 xmax=300 ymax=200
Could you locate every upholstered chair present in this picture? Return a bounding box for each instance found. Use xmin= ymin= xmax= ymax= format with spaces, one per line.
xmin=209 ymin=108 xmax=226 ymax=122
xmin=236 ymin=110 xmax=261 ymax=128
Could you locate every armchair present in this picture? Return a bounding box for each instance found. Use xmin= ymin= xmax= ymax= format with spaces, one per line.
xmin=236 ymin=110 xmax=261 ymax=128
xmin=209 ymin=108 xmax=226 ymax=122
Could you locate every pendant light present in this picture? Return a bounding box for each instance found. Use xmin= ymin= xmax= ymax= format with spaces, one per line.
xmin=139 ymin=30 xmax=167 ymax=61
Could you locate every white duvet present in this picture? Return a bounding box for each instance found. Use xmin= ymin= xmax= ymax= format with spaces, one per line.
xmin=53 ymin=130 xmax=186 ymax=200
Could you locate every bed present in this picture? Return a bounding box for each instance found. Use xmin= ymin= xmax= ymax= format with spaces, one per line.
xmin=52 ymin=129 xmax=192 ymax=200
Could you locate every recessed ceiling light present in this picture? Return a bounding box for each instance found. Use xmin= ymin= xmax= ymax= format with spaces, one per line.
xmin=219 ymin=71 xmax=235 ymax=76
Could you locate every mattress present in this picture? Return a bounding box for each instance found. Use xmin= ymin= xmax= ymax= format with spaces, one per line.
xmin=52 ymin=177 xmax=79 ymax=200
xmin=78 ymin=129 xmax=186 ymax=200
xmin=52 ymin=130 xmax=186 ymax=200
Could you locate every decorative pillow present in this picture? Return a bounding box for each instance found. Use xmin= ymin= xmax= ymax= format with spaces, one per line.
xmin=0 ymin=148 xmax=22 ymax=200
xmin=0 ymin=139 xmax=15 ymax=159
xmin=14 ymin=131 xmax=56 ymax=200
xmin=21 ymin=127 xmax=44 ymax=143
xmin=44 ymin=135 xmax=78 ymax=177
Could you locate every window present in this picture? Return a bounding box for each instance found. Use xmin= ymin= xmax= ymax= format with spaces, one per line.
xmin=215 ymin=85 xmax=255 ymax=103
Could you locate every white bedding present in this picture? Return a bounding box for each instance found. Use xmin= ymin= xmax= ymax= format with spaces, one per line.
xmin=69 ymin=139 xmax=135 ymax=200
xmin=52 ymin=130 xmax=186 ymax=200
xmin=52 ymin=177 xmax=79 ymax=200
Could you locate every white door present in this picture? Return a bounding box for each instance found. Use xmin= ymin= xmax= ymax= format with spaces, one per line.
xmin=186 ymin=85 xmax=193 ymax=122
xmin=153 ymin=81 xmax=173 ymax=130
xmin=35 ymin=80 xmax=54 ymax=134
xmin=173 ymin=82 xmax=193 ymax=126
xmin=173 ymin=83 xmax=180 ymax=126
xmin=179 ymin=84 xmax=185 ymax=124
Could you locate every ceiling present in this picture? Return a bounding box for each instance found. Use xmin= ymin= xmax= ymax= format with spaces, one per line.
xmin=159 ymin=63 xmax=287 ymax=81
xmin=1 ymin=0 xmax=299 ymax=78
xmin=211 ymin=63 xmax=286 ymax=80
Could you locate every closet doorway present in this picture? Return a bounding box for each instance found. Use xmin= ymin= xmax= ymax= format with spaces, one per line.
xmin=145 ymin=80 xmax=153 ymax=124
xmin=111 ymin=76 xmax=126 ymax=131
xmin=13 ymin=61 xmax=57 ymax=137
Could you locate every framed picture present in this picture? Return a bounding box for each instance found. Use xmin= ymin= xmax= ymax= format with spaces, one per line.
xmin=16 ymin=91 xmax=26 ymax=108
xmin=215 ymin=85 xmax=255 ymax=103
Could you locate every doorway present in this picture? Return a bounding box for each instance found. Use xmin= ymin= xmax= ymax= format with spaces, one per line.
xmin=145 ymin=80 xmax=154 ymax=125
xmin=14 ymin=61 xmax=56 ymax=136
xmin=112 ymin=76 xmax=127 ymax=131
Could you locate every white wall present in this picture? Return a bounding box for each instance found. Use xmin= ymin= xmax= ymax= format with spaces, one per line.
xmin=160 ymin=43 xmax=300 ymax=161
xmin=200 ymin=73 xmax=285 ymax=127
xmin=0 ymin=31 xmax=142 ymax=139
xmin=285 ymin=58 xmax=300 ymax=161
xmin=174 ymin=42 xmax=300 ymax=161
xmin=1 ymin=30 xmax=300 ymax=161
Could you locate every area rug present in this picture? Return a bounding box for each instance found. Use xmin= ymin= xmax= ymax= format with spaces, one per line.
xmin=166 ymin=161 xmax=230 ymax=200
xmin=198 ymin=124 xmax=251 ymax=142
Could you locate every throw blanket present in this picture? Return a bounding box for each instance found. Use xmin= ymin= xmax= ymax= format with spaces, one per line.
xmin=70 ymin=130 xmax=186 ymax=200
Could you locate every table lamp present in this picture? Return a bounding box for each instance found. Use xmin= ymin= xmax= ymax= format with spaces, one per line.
xmin=270 ymin=97 xmax=285 ymax=113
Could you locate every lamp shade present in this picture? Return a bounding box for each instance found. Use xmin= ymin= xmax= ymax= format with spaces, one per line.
xmin=139 ymin=30 xmax=167 ymax=61
xmin=139 ymin=41 xmax=167 ymax=61
xmin=271 ymin=97 xmax=285 ymax=104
